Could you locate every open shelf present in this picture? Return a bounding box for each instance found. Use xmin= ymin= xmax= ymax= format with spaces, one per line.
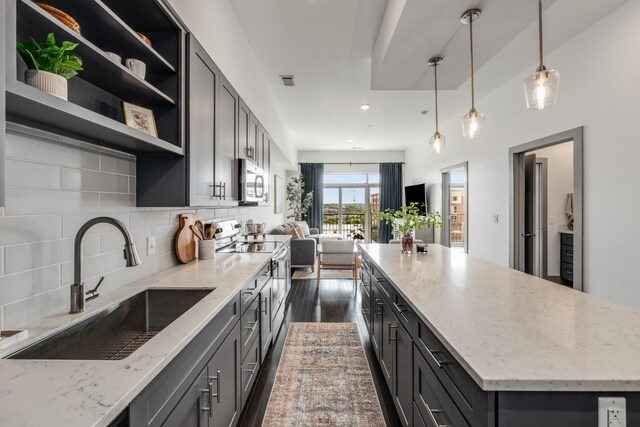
xmin=17 ymin=0 xmax=175 ymax=106
xmin=6 ymin=82 xmax=183 ymax=155
xmin=35 ymin=0 xmax=175 ymax=74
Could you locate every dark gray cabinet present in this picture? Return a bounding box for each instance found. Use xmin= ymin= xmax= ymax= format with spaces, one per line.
xmin=216 ymin=75 xmax=239 ymax=202
xmin=239 ymin=98 xmax=255 ymax=161
xmin=162 ymin=367 xmax=209 ymax=427
xmin=187 ymin=36 xmax=218 ymax=206
xmin=560 ymin=232 xmax=574 ymax=284
xmin=392 ymin=318 xmax=413 ymax=426
xmin=240 ymin=328 xmax=261 ymax=408
xmin=207 ymin=323 xmax=241 ymax=427
xmin=260 ymin=280 xmax=273 ymax=363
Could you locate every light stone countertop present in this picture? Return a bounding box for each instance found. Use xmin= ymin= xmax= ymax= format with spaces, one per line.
xmin=0 ymin=243 xmax=287 ymax=427
xmin=358 ymin=243 xmax=640 ymax=392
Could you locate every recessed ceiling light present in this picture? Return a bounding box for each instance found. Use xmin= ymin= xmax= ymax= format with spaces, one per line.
xmin=348 ymin=139 xmax=354 ymax=143
xmin=360 ymin=104 xmax=371 ymax=111
xmin=352 ymin=147 xmax=364 ymax=150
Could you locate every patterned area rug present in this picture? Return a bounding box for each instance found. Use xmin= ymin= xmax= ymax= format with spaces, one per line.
xmin=262 ymin=323 xmax=385 ymax=427
xmin=291 ymin=265 xmax=355 ymax=280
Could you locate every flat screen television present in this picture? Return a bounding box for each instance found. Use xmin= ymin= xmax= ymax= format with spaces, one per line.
xmin=404 ymin=184 xmax=427 ymax=215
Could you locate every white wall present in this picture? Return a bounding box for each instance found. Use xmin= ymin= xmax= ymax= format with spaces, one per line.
xmin=298 ymin=150 xmax=404 ymax=174
xmin=167 ymin=0 xmax=297 ymax=166
xmin=405 ymin=0 xmax=640 ymax=309
xmin=532 ymin=142 xmax=574 ymax=277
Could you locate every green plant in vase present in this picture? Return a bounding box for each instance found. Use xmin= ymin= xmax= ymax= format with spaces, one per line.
xmin=17 ymin=32 xmax=83 ymax=101
xmin=375 ymin=202 xmax=442 ymax=253
xmin=286 ymin=174 xmax=313 ymax=221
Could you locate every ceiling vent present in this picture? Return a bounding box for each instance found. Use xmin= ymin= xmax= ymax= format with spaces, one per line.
xmin=280 ymin=75 xmax=295 ymax=86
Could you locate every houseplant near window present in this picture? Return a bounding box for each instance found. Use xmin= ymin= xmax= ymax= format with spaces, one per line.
xmin=17 ymin=33 xmax=83 ymax=100
xmin=375 ymin=202 xmax=442 ymax=253
xmin=286 ymin=174 xmax=313 ymax=221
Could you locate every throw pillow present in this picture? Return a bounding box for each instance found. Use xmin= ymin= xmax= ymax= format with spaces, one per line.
xmin=295 ymin=224 xmax=306 ymax=239
xmin=284 ymin=224 xmax=301 ymax=239
xmin=295 ymin=221 xmax=311 ymax=236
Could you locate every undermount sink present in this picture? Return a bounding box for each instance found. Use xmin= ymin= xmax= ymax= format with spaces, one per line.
xmin=7 ymin=289 xmax=214 ymax=361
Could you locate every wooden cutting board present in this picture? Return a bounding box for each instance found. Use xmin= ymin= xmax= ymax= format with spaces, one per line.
xmin=176 ymin=214 xmax=197 ymax=264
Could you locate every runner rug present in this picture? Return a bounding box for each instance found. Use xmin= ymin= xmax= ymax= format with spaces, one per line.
xmin=262 ymin=322 xmax=385 ymax=427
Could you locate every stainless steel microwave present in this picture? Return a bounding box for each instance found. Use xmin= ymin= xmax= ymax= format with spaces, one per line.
xmin=236 ymin=159 xmax=265 ymax=204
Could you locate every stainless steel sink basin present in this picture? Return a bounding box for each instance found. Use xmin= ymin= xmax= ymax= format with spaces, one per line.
xmin=7 ymin=289 xmax=214 ymax=361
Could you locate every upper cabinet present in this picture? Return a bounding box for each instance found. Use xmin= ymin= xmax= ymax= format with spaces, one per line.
xmin=4 ymin=0 xmax=186 ymax=155
xmin=217 ymin=74 xmax=239 ymax=202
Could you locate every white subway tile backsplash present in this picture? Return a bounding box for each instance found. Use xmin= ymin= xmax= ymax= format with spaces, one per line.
xmin=100 ymin=193 xmax=136 ymax=212
xmin=129 ymin=177 xmax=136 ymax=194
xmin=61 ymin=169 xmax=129 ymax=193
xmin=6 ymin=160 xmax=61 ymax=189
xmin=152 ymin=223 xmax=179 ymax=240
xmin=6 ymin=131 xmax=100 ymax=170
xmin=61 ymin=212 xmax=129 ymax=238
xmin=0 ymin=215 xmax=62 ymax=246
xmin=4 ymin=236 xmax=99 ymax=275
xmin=100 ymin=154 xmax=135 ymax=175
xmin=3 ymin=286 xmax=70 ymax=330
xmin=0 ymin=265 xmax=60 ymax=306
xmin=5 ymin=188 xmax=100 ymax=215
xmin=130 ymin=211 xmax=171 ymax=228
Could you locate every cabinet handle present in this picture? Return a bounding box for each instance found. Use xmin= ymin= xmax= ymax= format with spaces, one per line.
xmin=200 ymin=383 xmax=212 ymax=414
xmin=245 ymin=321 xmax=259 ymax=331
xmin=211 ymin=182 xmax=226 ymax=200
xmin=393 ymin=302 xmax=408 ymax=314
xmin=424 ymin=401 xmax=447 ymax=427
xmin=376 ymin=301 xmax=383 ymax=317
xmin=426 ymin=348 xmax=449 ymax=369
xmin=245 ymin=362 xmax=258 ymax=375
xmin=262 ymin=297 xmax=268 ymax=315
xmin=388 ymin=323 xmax=398 ymax=343
xmin=209 ymin=371 xmax=221 ymax=404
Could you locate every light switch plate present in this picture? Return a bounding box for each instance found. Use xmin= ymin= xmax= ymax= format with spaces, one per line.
xmin=599 ymin=397 xmax=626 ymax=427
xmin=147 ymin=236 xmax=156 ymax=256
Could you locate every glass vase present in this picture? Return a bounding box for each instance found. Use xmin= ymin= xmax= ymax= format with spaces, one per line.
xmin=401 ymin=233 xmax=414 ymax=254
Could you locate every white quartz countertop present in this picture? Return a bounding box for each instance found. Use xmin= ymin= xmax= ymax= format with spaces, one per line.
xmin=358 ymin=244 xmax=640 ymax=392
xmin=0 ymin=243 xmax=287 ymax=427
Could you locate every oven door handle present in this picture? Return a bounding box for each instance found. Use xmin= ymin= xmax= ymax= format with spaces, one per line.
xmin=255 ymin=175 xmax=265 ymax=198
xmin=273 ymin=246 xmax=289 ymax=262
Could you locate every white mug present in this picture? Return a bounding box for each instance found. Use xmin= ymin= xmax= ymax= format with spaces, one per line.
xmin=125 ymin=58 xmax=146 ymax=80
xmin=105 ymin=52 xmax=121 ymax=64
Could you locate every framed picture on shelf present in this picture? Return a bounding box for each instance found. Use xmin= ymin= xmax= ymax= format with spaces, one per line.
xmin=274 ymin=174 xmax=284 ymax=214
xmin=121 ymin=101 xmax=158 ymax=137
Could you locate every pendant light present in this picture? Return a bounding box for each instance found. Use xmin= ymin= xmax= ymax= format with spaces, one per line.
xmin=524 ymin=0 xmax=559 ymax=110
xmin=461 ymin=9 xmax=484 ymax=140
xmin=428 ymin=57 xmax=445 ymax=155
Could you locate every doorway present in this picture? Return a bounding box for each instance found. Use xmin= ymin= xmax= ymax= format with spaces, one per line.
xmin=441 ymin=162 xmax=468 ymax=253
xmin=510 ymin=128 xmax=583 ymax=291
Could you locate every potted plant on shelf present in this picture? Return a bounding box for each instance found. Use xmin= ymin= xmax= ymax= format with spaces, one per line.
xmin=17 ymin=33 xmax=83 ymax=101
xmin=286 ymin=174 xmax=313 ymax=221
xmin=375 ymin=202 xmax=442 ymax=253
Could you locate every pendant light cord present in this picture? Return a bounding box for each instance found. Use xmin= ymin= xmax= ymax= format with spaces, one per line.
xmin=434 ymin=62 xmax=439 ymax=132
xmin=538 ymin=0 xmax=544 ymax=69
xmin=469 ymin=16 xmax=475 ymax=110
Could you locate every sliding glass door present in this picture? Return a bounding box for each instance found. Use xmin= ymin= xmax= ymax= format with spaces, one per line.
xmin=322 ymin=174 xmax=379 ymax=242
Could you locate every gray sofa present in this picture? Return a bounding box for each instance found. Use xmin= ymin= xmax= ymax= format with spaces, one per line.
xmin=270 ymin=225 xmax=320 ymax=270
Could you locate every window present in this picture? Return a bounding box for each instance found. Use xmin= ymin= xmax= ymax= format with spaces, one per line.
xmin=452 ymin=195 xmax=459 ymax=202
xmin=453 ymin=205 xmax=458 ymax=214
xmin=324 ymin=173 xmax=379 ymax=185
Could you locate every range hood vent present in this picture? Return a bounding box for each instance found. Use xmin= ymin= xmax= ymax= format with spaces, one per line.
xmin=280 ymin=75 xmax=295 ymax=86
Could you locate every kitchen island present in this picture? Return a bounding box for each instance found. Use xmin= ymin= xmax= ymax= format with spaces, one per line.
xmin=358 ymin=243 xmax=640 ymax=426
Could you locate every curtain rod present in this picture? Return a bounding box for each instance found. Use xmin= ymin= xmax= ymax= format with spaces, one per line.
xmin=298 ymin=162 xmax=405 ymax=165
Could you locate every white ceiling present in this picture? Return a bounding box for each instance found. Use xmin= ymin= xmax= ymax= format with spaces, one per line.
xmin=230 ymin=0 xmax=628 ymax=152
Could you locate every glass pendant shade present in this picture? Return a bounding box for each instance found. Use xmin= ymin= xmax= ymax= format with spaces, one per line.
xmin=524 ymin=68 xmax=559 ymax=110
xmin=429 ymin=132 xmax=446 ymax=154
xmin=462 ymin=109 xmax=485 ymax=139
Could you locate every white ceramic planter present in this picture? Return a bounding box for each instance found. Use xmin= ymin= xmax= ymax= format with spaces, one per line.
xmin=25 ymin=69 xmax=68 ymax=100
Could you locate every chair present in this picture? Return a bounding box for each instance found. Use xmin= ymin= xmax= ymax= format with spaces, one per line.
xmin=316 ymin=240 xmax=359 ymax=287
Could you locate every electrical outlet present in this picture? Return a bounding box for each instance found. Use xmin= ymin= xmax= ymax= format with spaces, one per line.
xmin=147 ymin=236 xmax=156 ymax=256
xmin=599 ymin=397 xmax=626 ymax=427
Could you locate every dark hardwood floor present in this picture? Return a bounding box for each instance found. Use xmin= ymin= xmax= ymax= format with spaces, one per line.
xmin=238 ymin=278 xmax=402 ymax=427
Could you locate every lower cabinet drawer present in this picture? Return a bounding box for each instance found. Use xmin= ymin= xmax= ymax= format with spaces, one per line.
xmin=241 ymin=298 xmax=260 ymax=362
xmin=561 ymin=261 xmax=574 ymax=282
xmin=415 ymin=319 xmax=487 ymax=426
xmin=359 ymin=280 xmax=371 ymax=332
xmin=272 ymin=297 xmax=286 ymax=341
xmin=561 ymin=245 xmax=574 ymax=263
xmin=241 ymin=332 xmax=261 ymax=408
xmin=414 ymin=344 xmax=470 ymax=427
xmin=413 ymin=401 xmax=428 ymax=427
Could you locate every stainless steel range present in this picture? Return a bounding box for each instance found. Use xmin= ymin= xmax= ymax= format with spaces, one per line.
xmin=213 ymin=220 xmax=281 ymax=253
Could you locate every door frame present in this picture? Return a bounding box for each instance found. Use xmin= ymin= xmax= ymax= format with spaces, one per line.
xmin=323 ymin=184 xmax=377 ymax=241
xmin=441 ymin=162 xmax=469 ymax=253
xmin=533 ymin=158 xmax=548 ymax=278
xmin=509 ymin=127 xmax=583 ymax=291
